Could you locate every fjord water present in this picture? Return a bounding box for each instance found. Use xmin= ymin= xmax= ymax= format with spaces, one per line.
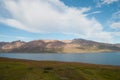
xmin=0 ymin=52 xmax=120 ymax=66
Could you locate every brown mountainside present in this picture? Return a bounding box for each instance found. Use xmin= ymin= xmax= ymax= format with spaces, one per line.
xmin=0 ymin=39 xmax=120 ymax=53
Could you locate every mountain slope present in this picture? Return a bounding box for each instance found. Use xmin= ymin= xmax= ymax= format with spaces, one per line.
xmin=0 ymin=40 xmax=25 ymax=52
xmin=0 ymin=39 xmax=120 ymax=53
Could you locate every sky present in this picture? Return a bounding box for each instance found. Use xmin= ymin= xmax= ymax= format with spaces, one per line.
xmin=0 ymin=0 xmax=120 ymax=43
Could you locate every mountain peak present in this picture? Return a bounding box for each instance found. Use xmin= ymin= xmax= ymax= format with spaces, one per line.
xmin=0 ymin=38 xmax=120 ymax=53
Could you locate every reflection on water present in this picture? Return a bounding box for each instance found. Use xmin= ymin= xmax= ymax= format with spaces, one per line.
xmin=0 ymin=52 xmax=120 ymax=66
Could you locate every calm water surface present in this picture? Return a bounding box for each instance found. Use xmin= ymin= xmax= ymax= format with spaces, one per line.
xmin=0 ymin=52 xmax=120 ymax=66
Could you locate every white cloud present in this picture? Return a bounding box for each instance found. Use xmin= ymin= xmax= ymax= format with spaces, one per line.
xmin=95 ymin=0 xmax=119 ymax=7
xmin=102 ymin=0 xmax=118 ymax=4
xmin=106 ymin=10 xmax=120 ymax=41
xmin=111 ymin=22 xmax=120 ymax=29
xmin=111 ymin=11 xmax=120 ymax=21
xmin=0 ymin=34 xmax=29 ymax=40
xmin=87 ymin=11 xmax=101 ymax=15
xmin=0 ymin=0 xmax=112 ymax=42
xmin=110 ymin=32 xmax=120 ymax=36
xmin=110 ymin=11 xmax=120 ymax=29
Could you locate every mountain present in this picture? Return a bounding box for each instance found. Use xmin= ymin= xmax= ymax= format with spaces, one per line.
xmin=0 ymin=40 xmax=25 ymax=52
xmin=115 ymin=44 xmax=120 ymax=48
xmin=62 ymin=39 xmax=120 ymax=53
xmin=0 ymin=39 xmax=120 ymax=53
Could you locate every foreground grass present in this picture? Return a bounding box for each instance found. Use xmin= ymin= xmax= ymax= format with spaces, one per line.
xmin=0 ymin=57 xmax=120 ymax=80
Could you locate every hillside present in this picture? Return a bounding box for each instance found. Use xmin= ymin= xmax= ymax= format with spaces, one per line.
xmin=115 ymin=44 xmax=120 ymax=48
xmin=0 ymin=39 xmax=120 ymax=53
xmin=0 ymin=57 xmax=120 ymax=80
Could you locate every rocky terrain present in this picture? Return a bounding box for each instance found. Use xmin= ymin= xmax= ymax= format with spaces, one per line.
xmin=0 ymin=39 xmax=120 ymax=53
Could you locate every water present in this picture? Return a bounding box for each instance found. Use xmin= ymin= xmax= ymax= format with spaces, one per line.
xmin=0 ymin=52 xmax=120 ymax=66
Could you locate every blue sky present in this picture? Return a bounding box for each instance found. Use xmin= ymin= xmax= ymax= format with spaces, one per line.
xmin=0 ymin=0 xmax=120 ymax=43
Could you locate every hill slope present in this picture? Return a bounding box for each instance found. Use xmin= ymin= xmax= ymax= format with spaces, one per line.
xmin=0 ymin=57 xmax=120 ymax=80
xmin=0 ymin=39 xmax=120 ymax=53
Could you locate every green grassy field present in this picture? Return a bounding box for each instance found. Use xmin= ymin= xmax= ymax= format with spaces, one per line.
xmin=0 ymin=57 xmax=120 ymax=80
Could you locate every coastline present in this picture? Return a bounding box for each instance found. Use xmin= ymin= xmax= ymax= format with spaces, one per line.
xmin=0 ymin=57 xmax=120 ymax=67
xmin=0 ymin=50 xmax=120 ymax=54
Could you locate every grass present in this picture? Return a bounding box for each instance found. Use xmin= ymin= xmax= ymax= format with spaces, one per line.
xmin=0 ymin=57 xmax=120 ymax=80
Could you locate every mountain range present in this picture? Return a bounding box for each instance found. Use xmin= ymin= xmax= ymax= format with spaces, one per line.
xmin=0 ymin=39 xmax=120 ymax=53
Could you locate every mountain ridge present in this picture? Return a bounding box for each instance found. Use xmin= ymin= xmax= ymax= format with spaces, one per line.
xmin=0 ymin=39 xmax=120 ymax=53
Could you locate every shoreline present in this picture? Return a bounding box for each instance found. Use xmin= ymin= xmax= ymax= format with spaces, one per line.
xmin=0 ymin=50 xmax=120 ymax=54
xmin=0 ymin=57 xmax=120 ymax=68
